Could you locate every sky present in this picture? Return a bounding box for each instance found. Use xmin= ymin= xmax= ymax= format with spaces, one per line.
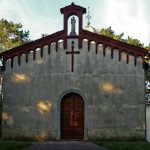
xmin=0 ymin=0 xmax=150 ymax=46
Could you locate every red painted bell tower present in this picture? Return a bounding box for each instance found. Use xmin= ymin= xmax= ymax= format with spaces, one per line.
xmin=60 ymin=2 xmax=86 ymax=48
xmin=60 ymin=2 xmax=86 ymax=37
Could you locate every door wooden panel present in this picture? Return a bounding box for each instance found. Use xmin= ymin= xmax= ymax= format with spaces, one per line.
xmin=61 ymin=93 xmax=84 ymax=139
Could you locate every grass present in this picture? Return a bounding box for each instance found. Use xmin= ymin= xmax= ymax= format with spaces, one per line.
xmin=0 ymin=139 xmax=32 ymax=150
xmin=94 ymin=141 xmax=150 ymax=150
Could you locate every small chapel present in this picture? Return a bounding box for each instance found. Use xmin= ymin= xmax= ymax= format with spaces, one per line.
xmin=1 ymin=3 xmax=150 ymax=141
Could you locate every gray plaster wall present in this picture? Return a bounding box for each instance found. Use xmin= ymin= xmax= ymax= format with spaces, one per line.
xmin=2 ymin=39 xmax=145 ymax=141
xmin=146 ymin=105 xmax=150 ymax=142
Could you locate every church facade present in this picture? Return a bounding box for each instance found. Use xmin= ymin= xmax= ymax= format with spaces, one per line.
xmin=1 ymin=3 xmax=148 ymax=141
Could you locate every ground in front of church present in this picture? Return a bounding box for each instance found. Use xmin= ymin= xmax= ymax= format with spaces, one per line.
xmin=24 ymin=141 xmax=108 ymax=150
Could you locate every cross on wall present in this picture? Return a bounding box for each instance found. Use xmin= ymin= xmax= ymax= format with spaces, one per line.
xmin=66 ymin=41 xmax=80 ymax=72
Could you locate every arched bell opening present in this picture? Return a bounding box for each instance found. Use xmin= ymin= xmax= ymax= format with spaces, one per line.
xmin=68 ymin=15 xmax=79 ymax=36
xmin=60 ymin=3 xmax=86 ymax=37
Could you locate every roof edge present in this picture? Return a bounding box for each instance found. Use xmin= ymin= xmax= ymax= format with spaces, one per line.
xmin=60 ymin=2 xmax=86 ymax=14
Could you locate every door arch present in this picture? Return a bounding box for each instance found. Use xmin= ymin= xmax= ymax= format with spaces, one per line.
xmin=60 ymin=93 xmax=84 ymax=139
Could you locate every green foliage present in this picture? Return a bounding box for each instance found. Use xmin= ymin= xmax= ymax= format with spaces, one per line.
xmin=145 ymin=44 xmax=150 ymax=51
xmin=0 ymin=18 xmax=31 ymax=53
xmin=0 ymin=140 xmax=32 ymax=150
xmin=99 ymin=27 xmax=124 ymax=41
xmin=99 ymin=26 xmax=147 ymax=48
xmin=125 ymin=36 xmax=144 ymax=47
xmin=99 ymin=26 xmax=114 ymax=38
xmin=94 ymin=141 xmax=150 ymax=150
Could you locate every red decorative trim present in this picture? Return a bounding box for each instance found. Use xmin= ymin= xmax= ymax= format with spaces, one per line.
xmin=48 ymin=45 xmax=51 ymax=54
xmin=60 ymin=2 xmax=86 ymax=37
xmin=96 ymin=44 xmax=98 ymax=54
xmin=111 ymin=49 xmax=113 ymax=59
xmin=26 ymin=53 xmax=28 ymax=63
xmin=80 ymin=30 xmax=147 ymax=56
xmin=33 ymin=50 xmax=36 ymax=60
xmin=41 ymin=47 xmax=43 ymax=57
xmin=56 ymin=43 xmax=58 ymax=52
xmin=67 ymin=35 xmax=79 ymax=39
xmin=79 ymin=29 xmax=147 ymax=66
xmin=88 ymin=42 xmax=90 ymax=51
xmin=18 ymin=55 xmax=21 ymax=66
xmin=103 ymin=45 xmax=106 ymax=57
xmin=0 ymin=3 xmax=148 ymax=71
xmin=1 ymin=30 xmax=64 ymax=57
xmin=119 ymin=51 xmax=121 ymax=61
xmin=126 ymin=53 xmax=129 ymax=64
xmin=11 ymin=59 xmax=13 ymax=68
xmin=134 ymin=56 xmax=137 ymax=66
xmin=0 ymin=30 xmax=65 ymax=70
xmin=60 ymin=3 xmax=86 ymax=14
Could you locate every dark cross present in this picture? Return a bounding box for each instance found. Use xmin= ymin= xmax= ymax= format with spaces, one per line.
xmin=86 ymin=6 xmax=92 ymax=25
xmin=66 ymin=41 xmax=80 ymax=72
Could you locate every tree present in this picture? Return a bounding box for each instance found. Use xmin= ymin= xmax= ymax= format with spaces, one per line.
xmin=99 ymin=26 xmax=114 ymax=38
xmin=125 ymin=36 xmax=144 ymax=47
xmin=41 ymin=33 xmax=49 ymax=38
xmin=145 ymin=44 xmax=150 ymax=51
xmin=0 ymin=19 xmax=31 ymax=136
xmin=99 ymin=26 xmax=147 ymax=48
xmin=99 ymin=26 xmax=124 ymax=41
xmin=0 ymin=18 xmax=31 ymax=53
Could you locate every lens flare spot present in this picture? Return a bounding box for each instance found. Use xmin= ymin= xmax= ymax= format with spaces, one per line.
xmin=35 ymin=132 xmax=49 ymax=141
xmin=37 ymin=100 xmax=52 ymax=115
xmin=2 ymin=112 xmax=9 ymax=121
xmin=2 ymin=112 xmax=14 ymax=126
xmin=12 ymin=73 xmax=31 ymax=83
xmin=101 ymin=83 xmax=114 ymax=93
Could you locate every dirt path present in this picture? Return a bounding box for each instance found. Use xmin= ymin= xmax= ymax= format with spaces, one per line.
xmin=24 ymin=141 xmax=108 ymax=150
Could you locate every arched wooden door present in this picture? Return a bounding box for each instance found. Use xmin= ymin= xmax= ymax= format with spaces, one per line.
xmin=61 ymin=93 xmax=84 ymax=139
